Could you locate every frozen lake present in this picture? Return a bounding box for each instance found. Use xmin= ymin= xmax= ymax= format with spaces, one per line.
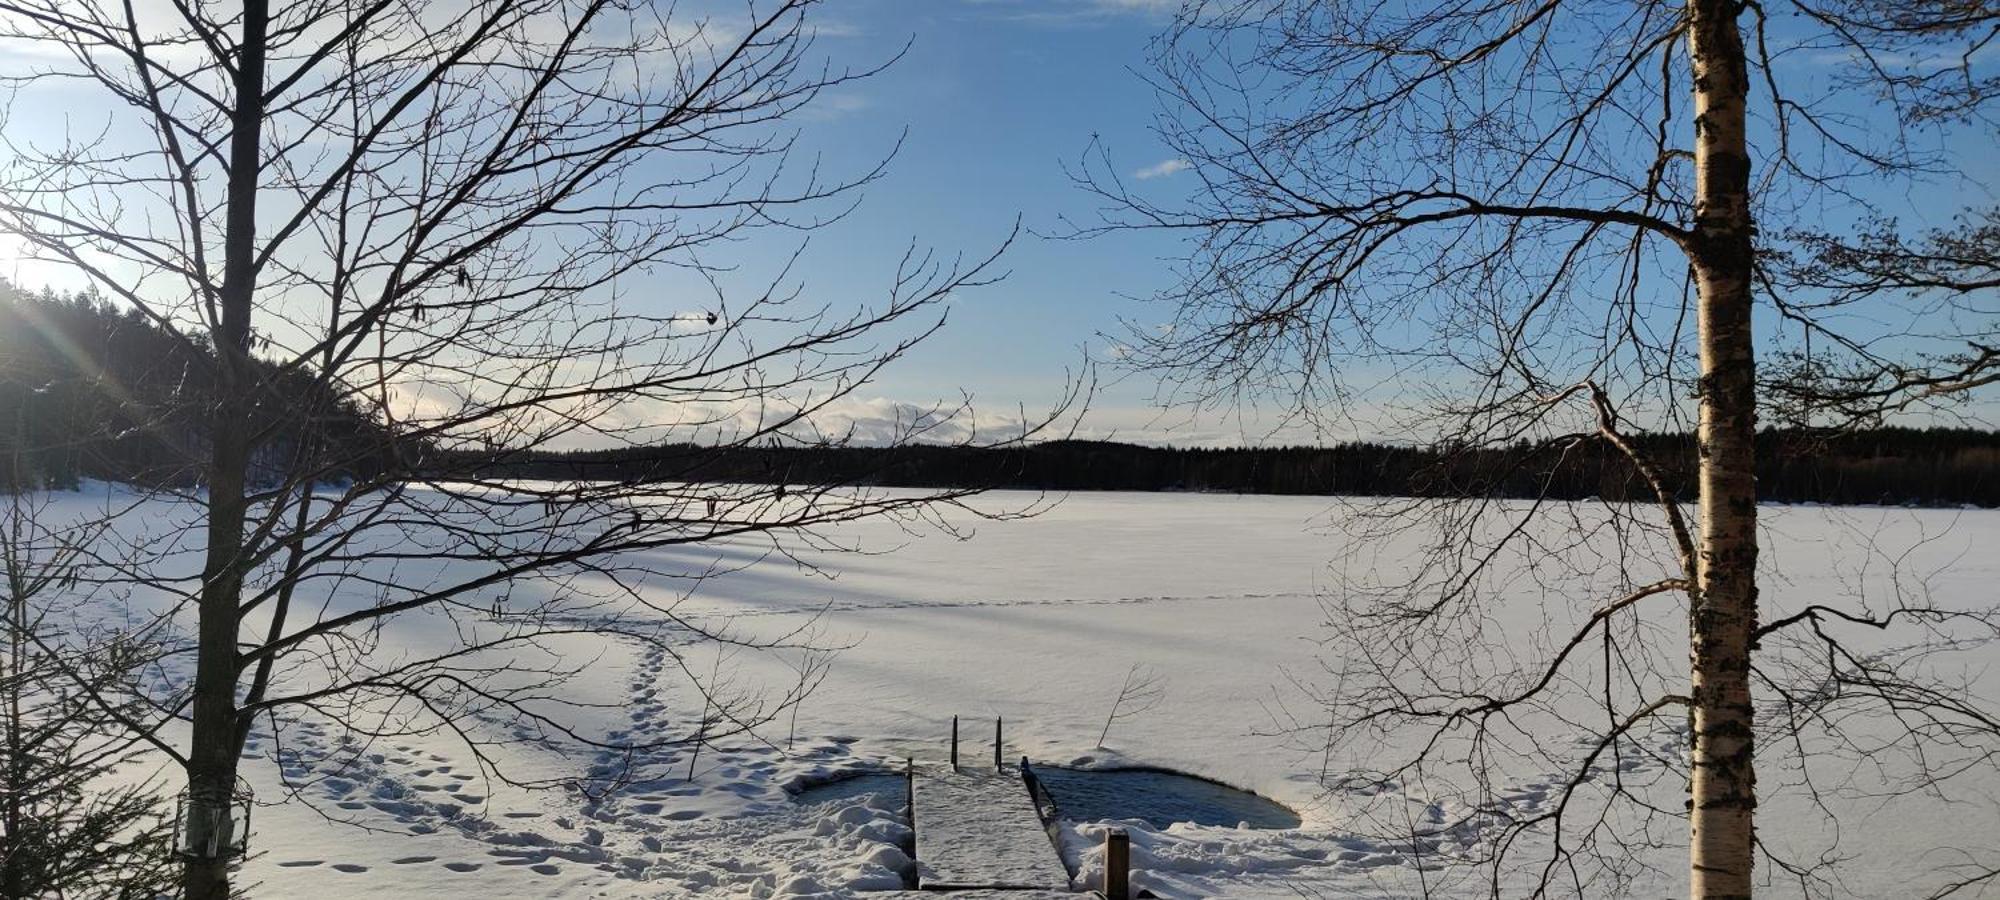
xmin=41 ymin=486 xmax=2000 ymax=897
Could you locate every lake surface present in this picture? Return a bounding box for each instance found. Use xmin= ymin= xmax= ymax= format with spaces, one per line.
xmin=790 ymin=773 xmax=907 ymax=808
xmin=1034 ymin=767 xmax=1300 ymax=830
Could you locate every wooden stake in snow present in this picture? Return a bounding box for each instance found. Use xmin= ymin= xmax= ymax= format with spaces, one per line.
xmin=994 ymin=716 xmax=1003 ymax=773
xmin=951 ymin=715 xmax=959 ymax=769
xmin=1104 ymin=828 xmax=1130 ymax=900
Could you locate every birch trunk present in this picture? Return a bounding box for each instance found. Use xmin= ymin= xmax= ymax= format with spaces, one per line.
xmin=1687 ymin=1 xmax=1759 ymax=897
xmin=183 ymin=2 xmax=267 ymax=896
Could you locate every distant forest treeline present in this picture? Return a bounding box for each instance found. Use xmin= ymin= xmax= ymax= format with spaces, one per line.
xmin=5 ymin=282 xmax=1998 ymax=506
xmin=495 ymin=429 xmax=2000 ymax=508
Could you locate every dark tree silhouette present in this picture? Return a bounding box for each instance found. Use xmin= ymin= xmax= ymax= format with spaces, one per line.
xmin=0 ymin=1 xmax=1072 ymax=896
xmin=2 ymin=491 xmax=177 ymax=899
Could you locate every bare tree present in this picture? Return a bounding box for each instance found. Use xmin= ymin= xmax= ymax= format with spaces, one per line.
xmin=0 ymin=1 xmax=1073 ymax=896
xmin=1767 ymin=206 xmax=2000 ymax=427
xmin=1077 ymin=1 xmax=1997 ymax=896
xmin=1096 ymin=662 xmax=1165 ymax=749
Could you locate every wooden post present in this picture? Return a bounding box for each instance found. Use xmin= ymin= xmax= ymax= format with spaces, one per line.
xmin=1103 ymin=828 xmax=1130 ymax=900
xmin=994 ymin=716 xmax=1003 ymax=772
xmin=950 ymin=715 xmax=959 ymax=769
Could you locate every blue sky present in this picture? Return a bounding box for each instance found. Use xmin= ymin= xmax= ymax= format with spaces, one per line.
xmin=2 ymin=0 xmax=1990 ymax=444
xmin=670 ymin=0 xmax=1261 ymax=444
xmin=753 ymin=1 xmax=2000 ymax=442
xmin=0 ymin=0 xmax=1245 ymax=443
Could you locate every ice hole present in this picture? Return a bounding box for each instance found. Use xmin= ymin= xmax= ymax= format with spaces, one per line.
xmin=1034 ymin=767 xmax=1300 ymax=830
xmin=788 ymin=773 xmax=907 ymax=809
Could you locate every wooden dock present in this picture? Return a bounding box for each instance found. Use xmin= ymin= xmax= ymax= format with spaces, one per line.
xmin=911 ymin=763 xmax=1072 ymax=892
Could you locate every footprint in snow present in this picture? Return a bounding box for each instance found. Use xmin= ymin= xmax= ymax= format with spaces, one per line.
xmin=530 ymin=864 xmax=561 ymax=876
xmin=392 ymin=856 xmax=438 ymax=865
xmin=331 ymin=863 xmax=369 ymax=873
xmin=442 ymin=862 xmax=482 ymax=872
xmin=276 ymin=860 xmax=323 ymax=868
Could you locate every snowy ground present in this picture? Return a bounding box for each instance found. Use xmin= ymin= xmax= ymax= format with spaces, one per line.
xmin=36 ymin=486 xmax=2000 ymax=897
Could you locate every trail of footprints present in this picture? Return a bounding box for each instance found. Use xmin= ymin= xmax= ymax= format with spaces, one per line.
xmin=245 ymin=703 xmax=595 ymax=876
xmin=577 ymin=640 xmax=800 ymax=841
xmin=254 ymin=633 xmax=876 ymax=883
xmin=139 ymin=619 xmax=695 ymax=878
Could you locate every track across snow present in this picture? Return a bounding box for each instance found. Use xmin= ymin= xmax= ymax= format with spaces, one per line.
xmin=912 ymin=766 xmax=1070 ymax=890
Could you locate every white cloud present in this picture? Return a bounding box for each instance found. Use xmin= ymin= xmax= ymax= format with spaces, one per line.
xmin=581 ymin=395 xmax=1036 ymax=449
xmin=763 ymin=397 xmax=1030 ymax=446
xmin=966 ymin=0 xmax=1182 ymax=27
xmin=800 ymin=91 xmax=873 ymax=122
xmin=1132 ymin=158 xmax=1191 ymax=180
xmin=810 ymin=20 xmax=865 ymax=39
xmin=544 ymin=389 xmax=1400 ymax=452
xmin=1059 ymin=402 xmax=1397 ymax=448
xmin=641 ymin=394 xmax=1358 ymax=449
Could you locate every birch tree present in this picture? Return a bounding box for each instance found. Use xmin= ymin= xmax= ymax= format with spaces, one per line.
xmin=1081 ymin=1 xmax=1997 ymax=896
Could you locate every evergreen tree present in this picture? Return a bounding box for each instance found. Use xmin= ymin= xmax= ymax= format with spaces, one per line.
xmin=2 ymin=494 xmax=176 ymax=899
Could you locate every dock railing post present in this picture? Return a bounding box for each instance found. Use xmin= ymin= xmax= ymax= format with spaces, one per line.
xmin=950 ymin=715 xmax=959 ymax=769
xmin=1104 ymin=828 xmax=1130 ymax=900
xmin=994 ymin=716 xmax=1003 ymax=772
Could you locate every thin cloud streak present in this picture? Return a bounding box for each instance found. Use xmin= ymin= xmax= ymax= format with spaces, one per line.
xmin=1133 ymin=158 xmax=1191 ymax=180
xmin=965 ymin=0 xmax=1181 ymax=27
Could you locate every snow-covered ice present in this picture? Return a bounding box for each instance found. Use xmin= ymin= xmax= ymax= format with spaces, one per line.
xmin=29 ymin=486 xmax=2000 ymax=897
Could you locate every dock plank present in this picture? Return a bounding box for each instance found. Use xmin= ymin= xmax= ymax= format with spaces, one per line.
xmin=912 ymin=766 xmax=1071 ymax=891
